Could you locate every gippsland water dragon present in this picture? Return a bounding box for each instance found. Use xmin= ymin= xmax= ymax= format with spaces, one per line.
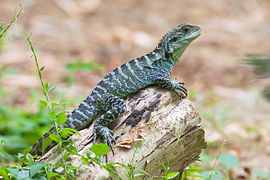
xmin=30 ymin=23 xmax=201 ymax=156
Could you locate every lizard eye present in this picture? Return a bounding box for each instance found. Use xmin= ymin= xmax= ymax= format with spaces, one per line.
xmin=170 ymin=36 xmax=178 ymax=42
xmin=182 ymin=26 xmax=190 ymax=33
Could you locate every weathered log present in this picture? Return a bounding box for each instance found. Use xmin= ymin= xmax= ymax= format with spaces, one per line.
xmin=37 ymin=87 xmax=207 ymax=179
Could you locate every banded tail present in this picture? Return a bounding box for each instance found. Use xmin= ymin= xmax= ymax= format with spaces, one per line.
xmin=30 ymin=95 xmax=100 ymax=156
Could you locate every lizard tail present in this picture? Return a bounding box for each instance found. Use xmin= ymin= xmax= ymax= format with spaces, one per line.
xmin=30 ymin=126 xmax=56 ymax=156
xmin=30 ymin=100 xmax=100 ymax=156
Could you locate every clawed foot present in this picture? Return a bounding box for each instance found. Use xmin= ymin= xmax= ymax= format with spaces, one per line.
xmin=93 ymin=125 xmax=116 ymax=159
xmin=171 ymin=79 xmax=188 ymax=98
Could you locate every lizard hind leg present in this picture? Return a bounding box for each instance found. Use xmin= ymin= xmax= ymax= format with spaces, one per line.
xmin=93 ymin=95 xmax=126 ymax=154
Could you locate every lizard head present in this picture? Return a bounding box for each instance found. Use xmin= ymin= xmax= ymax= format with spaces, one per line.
xmin=158 ymin=23 xmax=201 ymax=64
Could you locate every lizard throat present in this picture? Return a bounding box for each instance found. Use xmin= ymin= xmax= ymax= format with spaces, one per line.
xmin=171 ymin=45 xmax=189 ymax=65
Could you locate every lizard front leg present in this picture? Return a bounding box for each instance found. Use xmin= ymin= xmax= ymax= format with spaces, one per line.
xmin=93 ymin=95 xmax=126 ymax=154
xmin=155 ymin=76 xmax=187 ymax=98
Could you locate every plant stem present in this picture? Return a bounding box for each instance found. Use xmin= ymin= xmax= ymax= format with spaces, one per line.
xmin=0 ymin=5 xmax=23 ymax=39
xmin=16 ymin=25 xmax=59 ymax=138
xmin=208 ymin=140 xmax=226 ymax=180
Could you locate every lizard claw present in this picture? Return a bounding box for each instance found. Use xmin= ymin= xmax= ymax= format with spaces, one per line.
xmin=176 ymin=83 xmax=188 ymax=98
xmin=93 ymin=125 xmax=116 ymax=161
xmin=171 ymin=80 xmax=188 ymax=98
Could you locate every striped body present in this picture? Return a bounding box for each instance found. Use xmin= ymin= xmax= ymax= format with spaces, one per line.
xmin=65 ymin=48 xmax=171 ymax=130
xmin=31 ymin=23 xmax=201 ymax=156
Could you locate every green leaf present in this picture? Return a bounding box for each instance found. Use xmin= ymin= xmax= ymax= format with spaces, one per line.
xmin=200 ymin=170 xmax=224 ymax=180
xmin=51 ymin=101 xmax=69 ymax=108
xmin=0 ymin=24 xmax=3 ymax=31
xmin=66 ymin=63 xmax=76 ymax=72
xmin=81 ymin=156 xmax=90 ymax=166
xmin=60 ymin=128 xmax=81 ymax=137
xmin=63 ymin=151 xmax=68 ymax=161
xmin=252 ymin=168 xmax=270 ymax=179
xmin=51 ymin=102 xmax=61 ymax=107
xmin=23 ymin=148 xmax=32 ymax=157
xmin=47 ymin=172 xmax=59 ymax=178
xmin=17 ymin=153 xmax=24 ymax=159
xmin=40 ymin=66 xmax=45 ymax=71
xmin=107 ymin=162 xmax=129 ymax=169
xmin=17 ymin=170 xmax=30 ymax=178
xmin=42 ymin=136 xmax=53 ymax=154
xmin=67 ymin=128 xmax=81 ymax=135
xmin=185 ymin=174 xmax=205 ymax=178
xmin=7 ymin=168 xmax=19 ymax=176
xmin=39 ymin=100 xmax=47 ymax=108
xmin=48 ymin=111 xmax=56 ymax=119
xmin=26 ymin=153 xmax=34 ymax=164
xmin=44 ymin=82 xmax=49 ymax=91
xmin=66 ymin=61 xmax=104 ymax=72
xmin=135 ymin=168 xmax=150 ymax=176
xmin=134 ymin=173 xmax=144 ymax=177
xmin=30 ymin=162 xmax=44 ymax=177
xmin=56 ymin=176 xmax=66 ymax=180
xmin=59 ymin=128 xmax=72 ymax=138
xmin=54 ymin=163 xmax=65 ymax=168
xmin=0 ymin=168 xmax=9 ymax=180
xmin=49 ymin=134 xmax=61 ymax=144
xmin=1 ymin=139 xmax=7 ymax=144
xmin=166 ymin=172 xmax=179 ymax=179
xmin=65 ymin=145 xmax=79 ymax=155
xmin=91 ymin=143 xmax=110 ymax=156
xmin=219 ymin=153 xmax=239 ymax=169
xmin=59 ymin=127 xmax=81 ymax=138
xmin=48 ymin=85 xmax=56 ymax=92
xmin=187 ymin=166 xmax=205 ymax=171
xmin=199 ymin=152 xmax=213 ymax=167
xmin=57 ymin=113 xmax=66 ymax=125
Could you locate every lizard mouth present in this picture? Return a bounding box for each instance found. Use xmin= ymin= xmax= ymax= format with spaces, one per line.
xmin=187 ymin=30 xmax=201 ymax=41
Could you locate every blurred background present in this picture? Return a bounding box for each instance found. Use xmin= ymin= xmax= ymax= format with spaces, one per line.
xmin=0 ymin=0 xmax=269 ymax=179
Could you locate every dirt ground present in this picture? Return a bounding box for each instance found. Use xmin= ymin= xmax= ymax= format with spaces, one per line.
xmin=0 ymin=0 xmax=270 ymax=179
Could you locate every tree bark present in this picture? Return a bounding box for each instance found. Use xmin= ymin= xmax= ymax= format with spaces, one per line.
xmin=37 ymin=87 xmax=207 ymax=179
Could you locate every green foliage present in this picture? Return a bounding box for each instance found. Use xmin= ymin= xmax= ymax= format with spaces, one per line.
xmin=200 ymin=104 xmax=232 ymax=133
xmin=66 ymin=61 xmax=105 ymax=86
xmin=166 ymin=172 xmax=179 ymax=179
xmin=219 ymin=153 xmax=239 ymax=169
xmin=2 ymin=4 xmax=269 ymax=180
xmin=200 ymin=170 xmax=224 ymax=180
xmin=182 ymin=166 xmax=205 ymax=179
xmin=1 ymin=5 xmax=201 ymax=179
xmin=252 ymin=168 xmax=270 ymax=179
xmin=0 ymin=5 xmax=80 ymax=179
xmin=0 ymin=161 xmax=65 ymax=179
xmin=0 ymin=141 xmax=64 ymax=179
xmin=199 ymin=151 xmax=214 ymax=167
xmin=66 ymin=61 xmax=104 ymax=72
xmin=198 ymin=141 xmax=242 ymax=180
xmin=91 ymin=143 xmax=110 ymax=156
xmin=0 ymin=101 xmax=51 ymax=155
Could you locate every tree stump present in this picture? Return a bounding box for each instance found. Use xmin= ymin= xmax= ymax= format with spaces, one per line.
xmin=37 ymin=87 xmax=207 ymax=179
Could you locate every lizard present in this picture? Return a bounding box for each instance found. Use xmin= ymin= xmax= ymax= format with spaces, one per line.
xmin=30 ymin=23 xmax=201 ymax=156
